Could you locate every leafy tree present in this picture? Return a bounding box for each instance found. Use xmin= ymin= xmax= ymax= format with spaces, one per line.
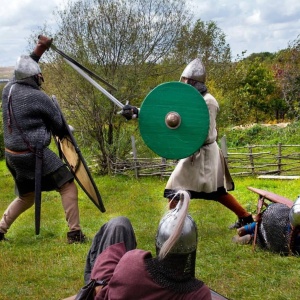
xmin=246 ymin=52 xmax=276 ymax=62
xmin=239 ymin=58 xmax=278 ymax=122
xmin=174 ymin=19 xmax=231 ymax=65
xmin=213 ymin=51 xmax=250 ymax=127
xmin=275 ymin=37 xmax=300 ymax=120
xmin=218 ymin=55 xmax=287 ymax=126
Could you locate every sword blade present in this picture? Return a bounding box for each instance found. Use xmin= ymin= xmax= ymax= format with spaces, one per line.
xmin=50 ymin=43 xmax=118 ymax=91
xmin=64 ymin=58 xmax=124 ymax=109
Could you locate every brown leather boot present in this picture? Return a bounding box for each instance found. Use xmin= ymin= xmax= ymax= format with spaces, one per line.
xmin=0 ymin=232 xmax=8 ymax=241
xmin=229 ymin=214 xmax=254 ymax=229
xmin=67 ymin=230 xmax=86 ymax=244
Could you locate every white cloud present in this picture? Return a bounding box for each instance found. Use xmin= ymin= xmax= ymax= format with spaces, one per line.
xmin=0 ymin=0 xmax=66 ymax=67
xmin=246 ymin=10 xmax=262 ymax=25
xmin=188 ymin=0 xmax=300 ymax=57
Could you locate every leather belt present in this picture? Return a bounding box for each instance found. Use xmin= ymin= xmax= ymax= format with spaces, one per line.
xmin=5 ymin=148 xmax=31 ymax=155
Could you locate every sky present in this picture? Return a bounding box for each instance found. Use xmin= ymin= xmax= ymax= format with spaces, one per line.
xmin=1 ymin=0 xmax=300 ymax=67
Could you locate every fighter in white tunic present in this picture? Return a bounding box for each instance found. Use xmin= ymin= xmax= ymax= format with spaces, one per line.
xmin=164 ymin=58 xmax=253 ymax=229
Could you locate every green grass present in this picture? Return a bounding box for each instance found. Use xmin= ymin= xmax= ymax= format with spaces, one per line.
xmin=1 ymin=160 xmax=300 ymax=300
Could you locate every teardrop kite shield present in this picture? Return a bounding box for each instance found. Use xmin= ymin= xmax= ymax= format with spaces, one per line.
xmin=139 ymin=82 xmax=210 ymax=159
xmin=52 ymin=96 xmax=105 ymax=213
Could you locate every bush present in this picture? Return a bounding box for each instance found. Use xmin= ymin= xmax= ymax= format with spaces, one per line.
xmin=220 ymin=122 xmax=300 ymax=148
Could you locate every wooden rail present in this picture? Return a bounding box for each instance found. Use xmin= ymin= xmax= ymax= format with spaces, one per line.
xmin=108 ymin=139 xmax=300 ymax=178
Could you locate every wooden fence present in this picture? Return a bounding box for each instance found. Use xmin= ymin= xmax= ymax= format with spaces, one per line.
xmin=223 ymin=144 xmax=300 ymax=177
xmin=109 ymin=136 xmax=300 ymax=178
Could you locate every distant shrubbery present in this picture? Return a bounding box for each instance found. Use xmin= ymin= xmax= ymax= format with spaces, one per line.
xmin=220 ymin=122 xmax=300 ymax=147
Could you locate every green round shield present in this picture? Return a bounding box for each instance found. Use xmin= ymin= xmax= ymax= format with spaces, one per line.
xmin=139 ymin=81 xmax=210 ymax=159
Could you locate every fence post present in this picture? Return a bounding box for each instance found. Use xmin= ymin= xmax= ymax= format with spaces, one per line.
xmin=161 ymin=157 xmax=166 ymax=178
xmin=249 ymin=145 xmax=255 ymax=175
xmin=131 ymin=135 xmax=139 ymax=179
xmin=220 ymin=136 xmax=228 ymax=163
xmin=278 ymin=143 xmax=282 ymax=175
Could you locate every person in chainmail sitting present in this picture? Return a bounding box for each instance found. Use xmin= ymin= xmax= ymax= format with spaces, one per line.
xmin=232 ymin=197 xmax=300 ymax=255
xmin=0 ymin=35 xmax=85 ymax=243
xmin=70 ymin=190 xmax=215 ymax=300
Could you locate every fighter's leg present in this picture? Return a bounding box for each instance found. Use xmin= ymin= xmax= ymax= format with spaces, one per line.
xmin=58 ymin=181 xmax=81 ymax=231
xmin=84 ymin=216 xmax=137 ymax=283
xmin=217 ymin=193 xmax=254 ymax=229
xmin=0 ymin=192 xmax=35 ymax=234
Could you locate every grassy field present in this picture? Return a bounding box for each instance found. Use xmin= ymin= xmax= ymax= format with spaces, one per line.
xmin=1 ymin=159 xmax=300 ymax=300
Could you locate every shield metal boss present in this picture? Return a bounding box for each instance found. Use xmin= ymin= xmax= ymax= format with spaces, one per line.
xmin=139 ymin=81 xmax=209 ymax=159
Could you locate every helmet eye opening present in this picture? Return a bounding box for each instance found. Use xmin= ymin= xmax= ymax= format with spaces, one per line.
xmin=181 ymin=77 xmax=197 ymax=86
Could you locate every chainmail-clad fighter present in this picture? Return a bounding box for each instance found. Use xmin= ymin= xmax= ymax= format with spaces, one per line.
xmin=0 ymin=35 xmax=85 ymax=243
xmin=232 ymin=197 xmax=300 ymax=255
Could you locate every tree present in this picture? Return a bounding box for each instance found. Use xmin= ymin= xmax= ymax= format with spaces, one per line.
xmin=216 ymin=59 xmax=252 ymax=126
xmin=174 ymin=19 xmax=231 ymax=66
xmin=41 ymin=0 xmax=190 ymax=174
xmin=217 ymin=53 xmax=289 ymax=127
xmin=239 ymin=59 xmax=278 ymax=122
xmin=275 ymin=37 xmax=300 ymax=120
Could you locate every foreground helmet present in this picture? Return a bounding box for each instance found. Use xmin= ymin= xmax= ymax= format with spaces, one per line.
xmin=156 ymin=206 xmax=197 ymax=255
xmin=14 ymin=55 xmax=42 ymax=80
xmin=289 ymin=196 xmax=300 ymax=227
xmin=180 ymin=58 xmax=206 ymax=83
xmin=150 ymin=191 xmax=199 ymax=286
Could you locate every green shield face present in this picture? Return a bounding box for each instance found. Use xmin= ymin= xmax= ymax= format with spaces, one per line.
xmin=139 ymin=81 xmax=209 ymax=159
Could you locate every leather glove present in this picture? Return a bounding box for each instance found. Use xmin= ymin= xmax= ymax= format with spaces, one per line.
xmin=121 ymin=105 xmax=139 ymax=120
xmin=33 ymin=35 xmax=53 ymax=57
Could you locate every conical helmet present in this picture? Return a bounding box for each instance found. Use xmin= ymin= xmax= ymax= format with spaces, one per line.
xmin=156 ymin=211 xmax=197 ymax=254
xmin=14 ymin=55 xmax=41 ymax=80
xmin=289 ymin=196 xmax=300 ymax=227
xmin=180 ymin=58 xmax=206 ymax=83
xmin=155 ymin=191 xmax=197 ymax=256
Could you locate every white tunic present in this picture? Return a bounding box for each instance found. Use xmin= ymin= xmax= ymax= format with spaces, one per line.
xmin=164 ymin=93 xmax=234 ymax=199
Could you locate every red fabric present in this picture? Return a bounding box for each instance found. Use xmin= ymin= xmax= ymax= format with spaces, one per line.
xmin=92 ymin=243 xmax=211 ymax=300
xmin=91 ymin=242 xmax=127 ymax=283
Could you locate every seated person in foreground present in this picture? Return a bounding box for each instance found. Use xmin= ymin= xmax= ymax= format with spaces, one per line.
xmin=77 ymin=190 xmax=212 ymax=299
xmin=232 ymin=197 xmax=300 ymax=255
